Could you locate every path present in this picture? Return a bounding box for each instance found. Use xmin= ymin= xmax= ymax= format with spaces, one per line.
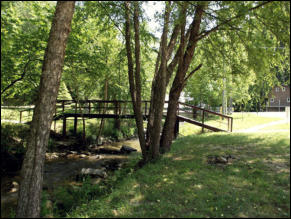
xmin=235 ymin=119 xmax=290 ymax=133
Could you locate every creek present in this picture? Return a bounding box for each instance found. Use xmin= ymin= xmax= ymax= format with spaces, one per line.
xmin=1 ymin=138 xmax=140 ymax=218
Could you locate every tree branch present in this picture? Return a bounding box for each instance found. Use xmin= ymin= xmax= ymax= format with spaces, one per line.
xmin=196 ymin=1 xmax=273 ymax=41
xmin=1 ymin=58 xmax=43 ymax=95
xmin=99 ymin=2 xmax=125 ymax=37
xmin=183 ymin=63 xmax=202 ymax=84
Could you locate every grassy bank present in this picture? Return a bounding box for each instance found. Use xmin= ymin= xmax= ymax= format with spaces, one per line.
xmin=64 ymin=131 xmax=290 ymax=218
xmin=180 ymin=112 xmax=285 ymax=135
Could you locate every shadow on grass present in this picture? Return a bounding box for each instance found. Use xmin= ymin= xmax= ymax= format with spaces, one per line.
xmin=66 ymin=132 xmax=290 ymax=218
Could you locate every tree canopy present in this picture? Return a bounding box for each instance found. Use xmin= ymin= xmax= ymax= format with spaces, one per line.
xmin=1 ymin=1 xmax=289 ymax=110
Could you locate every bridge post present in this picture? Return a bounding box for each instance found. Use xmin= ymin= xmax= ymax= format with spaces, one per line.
xmin=192 ymin=108 xmax=197 ymax=119
xmin=62 ymin=100 xmax=65 ymax=113
xmin=202 ymin=110 xmax=205 ymax=133
xmin=19 ymin=111 xmax=22 ymax=123
xmin=62 ymin=117 xmax=66 ymax=137
xmin=114 ymin=100 xmax=120 ymax=130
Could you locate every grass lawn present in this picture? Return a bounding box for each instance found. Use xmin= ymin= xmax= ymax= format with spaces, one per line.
xmin=180 ymin=112 xmax=284 ymax=135
xmin=231 ymin=112 xmax=284 ymax=131
xmin=261 ymin=122 xmax=290 ymax=130
xmin=65 ymin=131 xmax=290 ymax=218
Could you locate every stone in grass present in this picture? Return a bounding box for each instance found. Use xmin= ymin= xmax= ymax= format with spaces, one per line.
xmin=79 ymin=168 xmax=107 ymax=178
xmin=120 ymin=145 xmax=137 ymax=154
xmin=207 ymin=155 xmax=235 ymax=165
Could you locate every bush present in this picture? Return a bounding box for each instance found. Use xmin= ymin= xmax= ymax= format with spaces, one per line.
xmin=51 ymin=177 xmax=108 ymax=217
xmin=1 ymin=123 xmax=28 ymax=153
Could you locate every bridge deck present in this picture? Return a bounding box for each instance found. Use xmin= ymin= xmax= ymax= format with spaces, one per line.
xmin=53 ymin=113 xmax=148 ymax=120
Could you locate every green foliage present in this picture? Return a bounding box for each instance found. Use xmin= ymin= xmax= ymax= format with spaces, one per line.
xmin=1 ymin=123 xmax=29 ymax=153
xmin=184 ymin=1 xmax=290 ymax=110
xmin=65 ymin=118 xmax=137 ymax=143
xmin=40 ymin=190 xmax=54 ymax=217
xmin=47 ymin=138 xmax=56 ymax=152
xmin=1 ymin=1 xmax=55 ymax=104
xmin=50 ymin=176 xmax=111 ymax=217
xmin=2 ymin=1 xmax=288 ymax=110
xmin=1 ymin=1 xmax=156 ymax=105
xmin=57 ymin=82 xmax=72 ymax=100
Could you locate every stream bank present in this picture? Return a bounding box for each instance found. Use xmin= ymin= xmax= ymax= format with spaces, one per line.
xmin=1 ymin=136 xmax=140 ymax=218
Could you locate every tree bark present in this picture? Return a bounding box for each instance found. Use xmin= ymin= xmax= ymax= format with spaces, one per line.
xmin=16 ymin=2 xmax=75 ymax=218
xmin=160 ymin=3 xmax=205 ymax=153
xmin=124 ymin=1 xmax=147 ymax=161
xmin=145 ymin=1 xmax=171 ymax=159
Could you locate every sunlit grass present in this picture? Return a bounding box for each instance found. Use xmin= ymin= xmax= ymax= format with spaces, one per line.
xmin=261 ymin=122 xmax=290 ymax=130
xmin=65 ymin=131 xmax=290 ymax=218
xmin=179 ymin=112 xmax=284 ymax=135
xmin=231 ymin=112 xmax=283 ymax=131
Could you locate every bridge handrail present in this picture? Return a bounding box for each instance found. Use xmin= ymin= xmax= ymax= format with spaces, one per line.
xmin=54 ymin=99 xmax=232 ymax=132
xmin=1 ymin=105 xmax=35 ymax=109
xmin=56 ymin=100 xmax=151 ymax=104
xmin=178 ymin=102 xmax=233 ymax=119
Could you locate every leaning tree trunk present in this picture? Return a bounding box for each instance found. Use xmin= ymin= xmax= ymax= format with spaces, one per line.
xmin=16 ymin=2 xmax=75 ymax=218
xmin=124 ymin=1 xmax=147 ymax=161
xmin=145 ymin=1 xmax=171 ymax=160
xmin=160 ymin=3 xmax=205 ymax=153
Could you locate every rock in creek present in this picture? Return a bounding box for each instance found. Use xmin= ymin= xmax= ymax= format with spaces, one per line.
xmin=120 ymin=145 xmax=137 ymax=154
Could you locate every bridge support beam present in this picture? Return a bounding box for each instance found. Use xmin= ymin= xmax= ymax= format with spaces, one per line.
xmin=73 ymin=116 xmax=77 ymax=135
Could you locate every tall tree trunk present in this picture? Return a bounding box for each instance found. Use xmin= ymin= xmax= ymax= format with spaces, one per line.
xmin=146 ymin=1 xmax=171 ymax=159
xmin=96 ymin=78 xmax=108 ymax=144
xmin=16 ymin=2 xmax=75 ymax=218
xmin=124 ymin=1 xmax=147 ymax=161
xmin=160 ymin=3 xmax=205 ymax=153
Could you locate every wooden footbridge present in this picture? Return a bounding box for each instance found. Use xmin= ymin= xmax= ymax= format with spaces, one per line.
xmin=53 ymin=100 xmax=233 ymax=137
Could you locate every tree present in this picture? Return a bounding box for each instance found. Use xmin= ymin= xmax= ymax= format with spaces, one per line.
xmin=124 ymin=1 xmax=205 ymax=161
xmin=122 ymin=1 xmax=289 ymax=163
xmin=184 ymin=1 xmax=290 ymax=113
xmin=16 ymin=2 xmax=75 ymax=217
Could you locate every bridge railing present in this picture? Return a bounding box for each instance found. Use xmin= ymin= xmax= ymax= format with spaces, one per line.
xmin=1 ymin=105 xmax=34 ymax=123
xmin=177 ymin=102 xmax=233 ymax=132
xmin=54 ymin=100 xmax=232 ymax=132
xmin=55 ymin=100 xmax=152 ymax=117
